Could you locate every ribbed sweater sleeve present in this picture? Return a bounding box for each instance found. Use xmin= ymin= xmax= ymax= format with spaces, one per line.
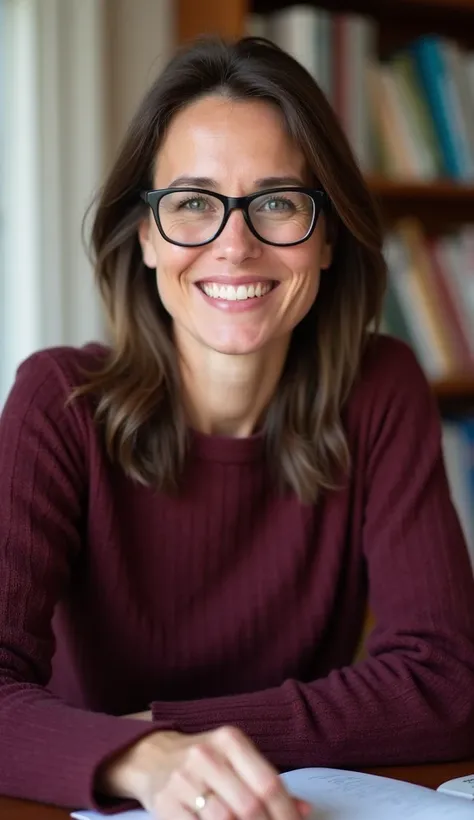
xmin=0 ymin=354 xmax=172 ymax=811
xmin=151 ymin=346 xmax=474 ymax=768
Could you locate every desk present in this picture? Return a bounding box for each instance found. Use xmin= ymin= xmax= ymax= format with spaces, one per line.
xmin=1 ymin=759 xmax=474 ymax=819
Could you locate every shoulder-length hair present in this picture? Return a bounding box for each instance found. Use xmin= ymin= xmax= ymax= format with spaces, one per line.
xmin=76 ymin=35 xmax=386 ymax=504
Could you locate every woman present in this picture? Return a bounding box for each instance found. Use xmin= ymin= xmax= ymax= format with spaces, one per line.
xmin=1 ymin=34 xmax=474 ymax=819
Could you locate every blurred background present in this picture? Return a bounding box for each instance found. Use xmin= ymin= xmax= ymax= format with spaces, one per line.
xmin=0 ymin=0 xmax=174 ymax=405
xmin=1 ymin=0 xmax=473 ymax=555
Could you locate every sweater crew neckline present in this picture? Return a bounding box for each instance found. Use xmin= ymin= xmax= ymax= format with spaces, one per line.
xmin=189 ymin=428 xmax=265 ymax=463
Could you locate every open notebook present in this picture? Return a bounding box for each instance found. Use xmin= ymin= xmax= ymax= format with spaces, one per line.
xmin=71 ymin=766 xmax=474 ymax=819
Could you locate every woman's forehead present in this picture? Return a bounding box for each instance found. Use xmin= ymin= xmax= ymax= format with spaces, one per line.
xmin=153 ymin=95 xmax=308 ymax=187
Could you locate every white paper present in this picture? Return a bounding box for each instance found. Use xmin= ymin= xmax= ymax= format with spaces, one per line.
xmin=281 ymin=767 xmax=474 ymax=819
xmin=71 ymin=767 xmax=474 ymax=819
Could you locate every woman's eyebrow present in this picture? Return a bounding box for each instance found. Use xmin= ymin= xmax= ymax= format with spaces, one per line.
xmin=168 ymin=175 xmax=217 ymax=188
xmin=253 ymin=175 xmax=305 ymax=188
xmin=166 ymin=175 xmax=306 ymax=190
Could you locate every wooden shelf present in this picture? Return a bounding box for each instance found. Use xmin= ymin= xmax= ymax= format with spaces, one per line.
xmin=254 ymin=0 xmax=474 ymax=16
xmin=366 ymin=177 xmax=474 ymax=231
xmin=433 ymin=377 xmax=474 ymax=397
xmin=252 ymin=0 xmax=474 ymax=49
xmin=399 ymin=0 xmax=474 ymax=8
xmin=177 ymin=0 xmax=474 ymax=49
xmin=368 ymin=178 xmax=474 ymax=201
xmin=432 ymin=377 xmax=474 ymax=410
xmin=178 ymin=0 xmax=246 ymax=40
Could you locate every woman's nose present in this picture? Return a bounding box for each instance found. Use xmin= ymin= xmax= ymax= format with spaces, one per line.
xmin=211 ymin=209 xmax=262 ymax=264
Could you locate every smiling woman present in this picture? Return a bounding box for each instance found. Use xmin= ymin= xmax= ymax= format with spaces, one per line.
xmin=78 ymin=39 xmax=383 ymax=490
xmin=1 ymin=33 xmax=474 ymax=820
xmin=136 ymin=95 xmax=334 ymax=422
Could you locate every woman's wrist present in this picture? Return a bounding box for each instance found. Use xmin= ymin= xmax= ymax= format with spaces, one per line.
xmin=96 ymin=730 xmax=181 ymax=801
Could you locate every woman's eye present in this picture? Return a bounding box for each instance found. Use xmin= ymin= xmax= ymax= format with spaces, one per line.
xmin=263 ymin=198 xmax=292 ymax=211
xmin=182 ymin=198 xmax=207 ymax=210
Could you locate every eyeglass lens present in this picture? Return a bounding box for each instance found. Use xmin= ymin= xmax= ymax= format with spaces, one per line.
xmin=157 ymin=190 xmax=317 ymax=245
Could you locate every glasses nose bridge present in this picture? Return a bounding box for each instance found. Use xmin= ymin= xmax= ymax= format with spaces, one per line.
xmin=221 ymin=194 xmax=252 ymax=232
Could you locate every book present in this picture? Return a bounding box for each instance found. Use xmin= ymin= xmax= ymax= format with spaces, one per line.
xmin=442 ymin=420 xmax=474 ymax=560
xmin=333 ymin=13 xmax=376 ymax=172
xmin=436 ymin=233 xmax=474 ymax=361
xmin=425 ymin=237 xmax=473 ymax=371
xmin=383 ymin=232 xmax=446 ymax=377
xmin=397 ymin=219 xmax=458 ymax=372
xmin=390 ymin=51 xmax=444 ymax=179
xmin=71 ymin=766 xmax=474 ymax=819
xmin=265 ymin=7 xmax=376 ymax=172
xmin=410 ymin=36 xmax=474 ymax=181
xmin=267 ymin=5 xmax=320 ymax=80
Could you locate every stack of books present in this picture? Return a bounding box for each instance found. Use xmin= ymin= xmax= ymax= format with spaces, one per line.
xmin=382 ymin=220 xmax=474 ymax=558
xmin=247 ymin=6 xmax=474 ymax=181
xmin=382 ymin=220 xmax=474 ymax=381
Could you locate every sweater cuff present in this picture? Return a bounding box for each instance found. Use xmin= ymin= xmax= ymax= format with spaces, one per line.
xmin=151 ymin=686 xmax=295 ymax=751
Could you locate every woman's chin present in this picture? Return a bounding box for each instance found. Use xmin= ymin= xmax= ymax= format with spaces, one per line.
xmin=200 ymin=331 xmax=269 ymax=357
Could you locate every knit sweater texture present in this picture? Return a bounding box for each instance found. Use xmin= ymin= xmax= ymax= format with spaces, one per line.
xmin=1 ymin=335 xmax=474 ymax=812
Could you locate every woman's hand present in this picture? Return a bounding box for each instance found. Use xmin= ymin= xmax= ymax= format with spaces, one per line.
xmin=98 ymin=726 xmax=311 ymax=820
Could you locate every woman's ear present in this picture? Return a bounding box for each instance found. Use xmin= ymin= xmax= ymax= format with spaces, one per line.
xmin=320 ymin=212 xmax=336 ymax=270
xmin=320 ymin=238 xmax=333 ymax=271
xmin=138 ymin=216 xmax=158 ymax=269
xmin=321 ymin=205 xmax=340 ymax=270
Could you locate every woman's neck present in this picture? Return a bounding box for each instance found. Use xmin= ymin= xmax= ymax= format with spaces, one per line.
xmin=176 ymin=331 xmax=290 ymax=438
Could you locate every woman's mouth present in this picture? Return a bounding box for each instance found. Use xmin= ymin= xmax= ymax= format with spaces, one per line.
xmin=197 ymin=281 xmax=276 ymax=301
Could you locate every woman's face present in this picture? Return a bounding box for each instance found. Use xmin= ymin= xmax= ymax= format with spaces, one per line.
xmin=139 ymin=95 xmax=332 ymax=356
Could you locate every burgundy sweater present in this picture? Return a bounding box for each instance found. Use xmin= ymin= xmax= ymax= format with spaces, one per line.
xmin=1 ymin=335 xmax=474 ymax=812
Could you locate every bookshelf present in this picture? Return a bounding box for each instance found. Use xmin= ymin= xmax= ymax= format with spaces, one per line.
xmin=398 ymin=0 xmax=474 ymax=10
xmin=368 ymin=178 xmax=474 ymax=232
xmin=176 ymin=0 xmax=474 ymax=410
xmin=177 ymin=0 xmax=474 ymax=36
xmin=435 ymin=377 xmax=474 ymax=412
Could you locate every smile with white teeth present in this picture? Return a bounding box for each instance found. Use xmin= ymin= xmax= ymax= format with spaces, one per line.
xmin=199 ymin=282 xmax=274 ymax=301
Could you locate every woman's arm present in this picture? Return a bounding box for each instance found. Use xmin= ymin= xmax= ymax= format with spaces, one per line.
xmin=0 ymin=352 xmax=169 ymax=810
xmin=149 ymin=344 xmax=474 ymax=769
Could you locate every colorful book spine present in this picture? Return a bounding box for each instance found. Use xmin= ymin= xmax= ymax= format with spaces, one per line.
xmin=391 ymin=52 xmax=445 ymax=178
xmin=251 ymin=12 xmax=474 ymax=183
xmin=410 ymin=36 xmax=469 ymax=180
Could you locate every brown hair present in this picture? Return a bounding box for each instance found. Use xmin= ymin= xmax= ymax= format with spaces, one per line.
xmin=76 ymin=35 xmax=386 ymax=503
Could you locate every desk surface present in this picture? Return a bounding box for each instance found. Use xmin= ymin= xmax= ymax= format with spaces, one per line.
xmin=1 ymin=759 xmax=474 ymax=818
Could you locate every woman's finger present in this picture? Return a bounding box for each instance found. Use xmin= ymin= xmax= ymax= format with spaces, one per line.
xmin=152 ymin=789 xmax=196 ymax=820
xmin=183 ymin=740 xmax=270 ymax=820
xmin=295 ymin=798 xmax=312 ymax=816
xmin=166 ymin=767 xmax=236 ymax=820
xmin=212 ymin=727 xmax=301 ymax=820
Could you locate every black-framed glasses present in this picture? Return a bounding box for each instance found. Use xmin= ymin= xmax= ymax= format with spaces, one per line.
xmin=140 ymin=186 xmax=329 ymax=248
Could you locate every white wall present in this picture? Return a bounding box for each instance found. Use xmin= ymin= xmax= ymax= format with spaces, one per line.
xmin=106 ymin=0 xmax=175 ymax=156
xmin=0 ymin=0 xmax=175 ymax=405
